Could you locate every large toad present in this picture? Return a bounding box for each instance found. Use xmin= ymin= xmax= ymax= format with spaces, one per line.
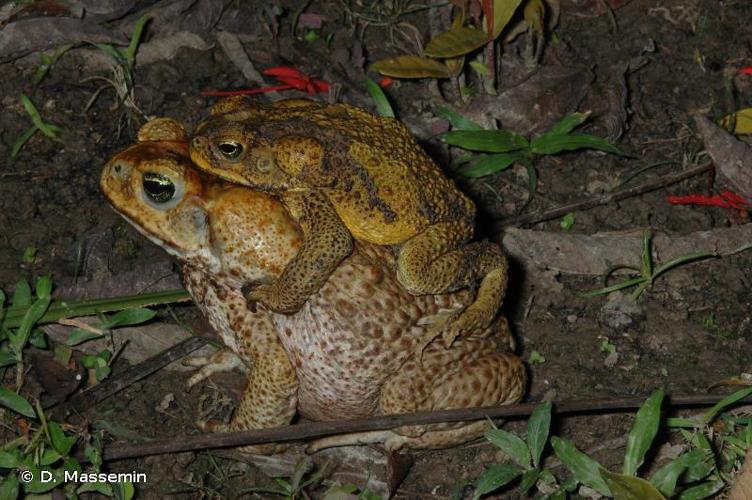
xmin=101 ymin=118 xmax=525 ymax=453
xmin=189 ymin=97 xmax=508 ymax=347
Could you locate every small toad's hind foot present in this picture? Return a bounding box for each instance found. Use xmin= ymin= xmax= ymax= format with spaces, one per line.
xmin=184 ymin=349 xmax=247 ymax=388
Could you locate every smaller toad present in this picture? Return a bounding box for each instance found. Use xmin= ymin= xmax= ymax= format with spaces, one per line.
xmin=190 ymin=98 xmax=509 ymax=347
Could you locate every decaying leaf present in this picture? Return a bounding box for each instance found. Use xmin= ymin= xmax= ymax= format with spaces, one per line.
xmin=695 ymin=114 xmax=752 ymax=200
xmin=485 ymin=0 xmax=525 ymax=39
xmin=601 ymin=470 xmax=666 ymax=500
xmin=371 ymin=55 xmax=453 ymax=78
xmin=424 ymin=25 xmax=489 ymax=58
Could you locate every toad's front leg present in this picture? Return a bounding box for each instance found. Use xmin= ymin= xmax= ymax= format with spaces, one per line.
xmin=245 ymin=189 xmax=353 ymax=313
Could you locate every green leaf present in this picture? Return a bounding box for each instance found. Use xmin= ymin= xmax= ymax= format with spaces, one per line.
xmin=547 ymin=112 xmax=591 ymax=136
xmin=49 ymin=421 xmax=76 ymax=456
xmin=442 ymin=129 xmax=528 ymax=152
xmin=0 ymin=450 xmax=21 ymax=468
xmin=435 ymin=107 xmax=483 ymax=131
xmin=425 ymin=26 xmax=489 ymax=58
xmin=371 ymin=56 xmax=453 ymax=79
xmin=40 ymin=448 xmax=62 ymax=466
xmin=550 ymin=436 xmax=610 ymax=496
xmin=461 ymin=152 xmax=524 ymax=177
xmin=472 ymin=463 xmax=521 ymax=499
xmin=650 ymin=449 xmax=705 ymax=496
xmin=0 ymin=387 xmax=35 ymax=418
xmin=0 ymin=350 xmax=16 ymax=368
xmin=601 ymin=470 xmax=666 ymax=500
xmin=677 ymin=480 xmax=724 ymax=499
xmin=623 ymin=389 xmax=664 ymax=476
xmin=35 ymin=276 xmax=52 ymax=299
xmin=95 ymin=43 xmax=126 ymax=64
xmin=485 ymin=428 xmax=531 ymax=468
xmin=528 ymin=402 xmax=552 ymax=469
xmin=530 ymin=133 xmax=622 ymax=155
xmin=486 ymin=0 xmax=525 ymax=39
xmin=0 ymin=475 xmax=19 ymax=500
xmin=12 ymin=296 xmax=52 ymax=352
xmin=65 ymin=328 xmax=102 ymax=346
xmin=365 ymin=77 xmax=395 ymax=118
xmin=560 ymin=213 xmax=576 ymax=230
xmin=12 ymin=280 xmax=31 ymax=307
xmin=115 ymin=481 xmax=135 ymax=500
xmin=519 ymin=469 xmax=540 ymax=494
xmin=103 ymin=307 xmax=156 ymax=328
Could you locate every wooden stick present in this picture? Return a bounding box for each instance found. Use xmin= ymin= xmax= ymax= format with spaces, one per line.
xmin=102 ymin=392 xmax=749 ymax=461
xmin=495 ymin=162 xmax=714 ymax=229
xmin=52 ymin=336 xmax=206 ymax=416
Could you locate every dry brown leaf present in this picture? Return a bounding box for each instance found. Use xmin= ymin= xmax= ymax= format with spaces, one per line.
xmin=730 ymin=448 xmax=752 ymax=500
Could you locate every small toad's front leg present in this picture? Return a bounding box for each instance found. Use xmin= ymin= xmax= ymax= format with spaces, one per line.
xmin=246 ymin=189 xmax=353 ymax=313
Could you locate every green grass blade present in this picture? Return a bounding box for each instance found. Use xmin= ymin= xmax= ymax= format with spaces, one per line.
xmin=365 ymin=77 xmax=394 ymax=118
xmin=527 ymin=401 xmax=552 ymax=469
xmin=125 ymin=15 xmax=151 ymax=68
xmin=435 ymin=106 xmax=483 ymax=131
xmin=12 ymin=296 xmax=51 ymax=352
xmin=442 ymin=130 xmax=528 ymax=153
xmin=550 ymin=436 xmax=611 ymax=496
xmin=1 ymin=289 xmax=191 ymax=330
xmin=530 ymin=133 xmax=622 ymax=155
xmin=651 ymin=252 xmax=716 ymax=282
xmin=461 ymin=152 xmax=523 ymax=177
xmin=702 ymin=387 xmax=752 ymax=424
xmin=20 ymin=94 xmax=60 ymax=139
xmin=11 ymin=125 xmax=38 ymax=159
xmin=484 ymin=428 xmax=531 ymax=468
xmin=677 ymin=480 xmax=724 ymax=499
xmin=94 ymin=43 xmax=125 ymax=63
xmin=640 ymin=230 xmax=653 ymax=278
xmin=623 ymin=390 xmax=664 ymax=476
xmin=548 ymin=112 xmax=591 ymax=136
xmin=583 ymin=276 xmax=648 ymax=297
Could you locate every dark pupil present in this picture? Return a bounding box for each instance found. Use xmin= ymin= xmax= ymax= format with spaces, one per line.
xmin=143 ymin=172 xmax=175 ymax=203
xmin=219 ymin=142 xmax=242 ymax=158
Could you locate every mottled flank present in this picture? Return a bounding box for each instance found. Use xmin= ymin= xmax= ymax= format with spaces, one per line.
xmin=101 ymin=120 xmax=526 ymax=453
xmin=189 ymin=98 xmax=509 ymax=341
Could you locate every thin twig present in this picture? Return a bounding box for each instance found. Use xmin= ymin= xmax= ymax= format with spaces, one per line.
xmin=494 ymin=162 xmax=713 ymax=229
xmin=101 ymin=391 xmax=751 ymax=461
xmin=51 ymin=336 xmax=206 ymax=417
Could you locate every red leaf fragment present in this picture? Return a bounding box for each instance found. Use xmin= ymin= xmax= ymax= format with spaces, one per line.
xmin=379 ymin=77 xmax=394 ymax=88
xmin=738 ymin=66 xmax=752 ymax=75
xmin=200 ymin=67 xmax=331 ymax=97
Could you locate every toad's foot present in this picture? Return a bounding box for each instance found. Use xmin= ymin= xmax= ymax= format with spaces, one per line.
xmin=184 ymin=349 xmax=247 ymax=388
xmin=244 ymin=280 xmax=304 ymax=314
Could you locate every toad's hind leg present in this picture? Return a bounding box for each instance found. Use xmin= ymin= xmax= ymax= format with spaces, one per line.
xmin=306 ymin=337 xmax=526 ymax=453
xmin=397 ymin=222 xmax=508 ymax=346
xmin=379 ymin=341 xmax=525 ymax=450
xmin=246 ymin=189 xmax=353 ymax=313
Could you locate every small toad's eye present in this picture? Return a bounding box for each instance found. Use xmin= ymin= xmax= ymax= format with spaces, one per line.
xmin=218 ymin=141 xmax=243 ymax=159
xmin=143 ymin=172 xmax=175 ymax=203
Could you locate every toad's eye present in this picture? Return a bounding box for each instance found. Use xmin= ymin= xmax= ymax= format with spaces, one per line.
xmin=143 ymin=172 xmax=175 ymax=203
xmin=218 ymin=141 xmax=243 ymax=159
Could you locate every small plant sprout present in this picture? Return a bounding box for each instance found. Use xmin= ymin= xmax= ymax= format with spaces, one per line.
xmin=85 ymin=14 xmax=151 ymax=129
xmin=365 ymin=77 xmax=395 ymax=118
xmin=585 ymin=229 xmax=716 ymax=300
xmin=242 ymin=456 xmax=327 ymax=499
xmin=11 ymin=94 xmax=63 ymax=159
xmin=473 ymin=402 xmax=561 ymax=498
